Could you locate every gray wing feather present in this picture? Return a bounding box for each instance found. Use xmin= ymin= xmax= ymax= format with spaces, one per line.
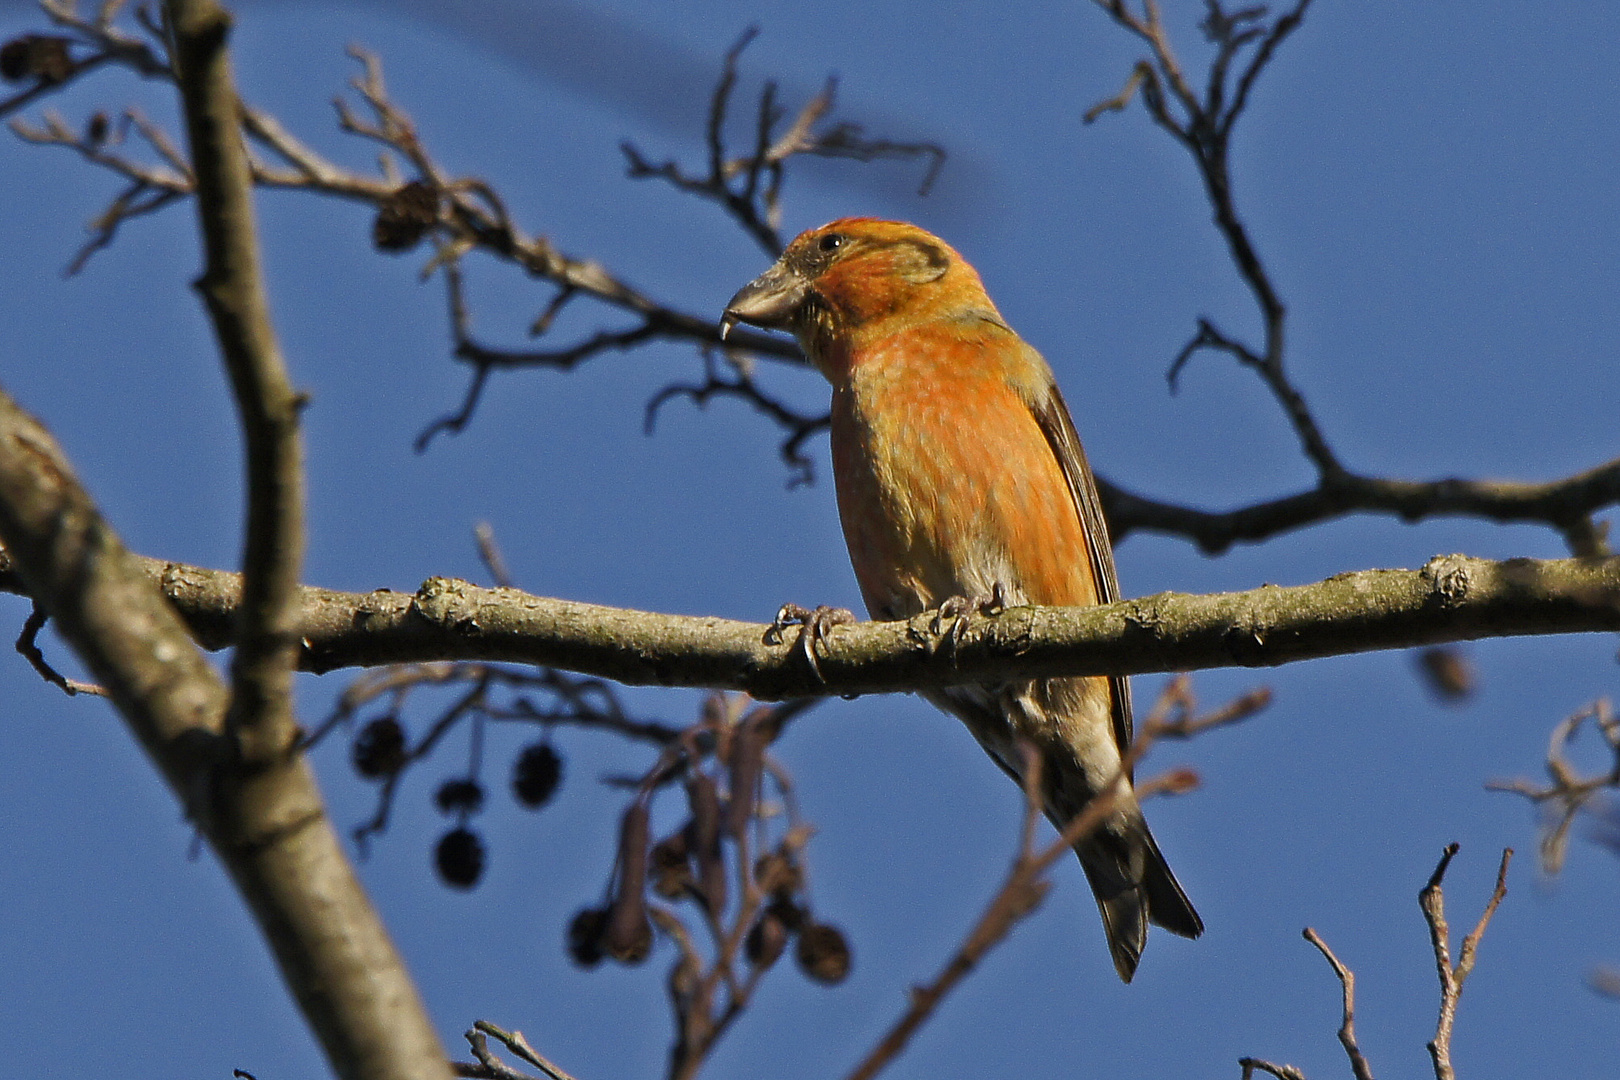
xmin=1020 ymin=370 xmax=1134 ymax=758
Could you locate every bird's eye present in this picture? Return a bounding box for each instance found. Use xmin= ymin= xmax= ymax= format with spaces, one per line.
xmin=818 ymin=233 xmax=845 ymax=253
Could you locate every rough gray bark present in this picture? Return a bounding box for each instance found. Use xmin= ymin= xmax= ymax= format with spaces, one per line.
xmin=3 ymin=547 xmax=1613 ymax=700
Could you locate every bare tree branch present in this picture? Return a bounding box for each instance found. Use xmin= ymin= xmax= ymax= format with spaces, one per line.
xmin=1245 ymin=844 xmax=1510 ymax=1080
xmin=1488 ymin=698 xmax=1620 ymax=873
xmin=1074 ymin=1 xmax=1620 ymax=557
xmin=2 ymin=547 xmax=1617 ymax=698
xmin=13 ymin=600 xmax=104 ymax=695
xmin=645 ymin=351 xmax=830 ymax=487
xmin=9 ymin=24 xmax=810 ymax=433
xmin=1096 ymin=461 xmax=1620 ymax=554
xmin=2 ymin=2 xmax=455 ymax=1075
xmin=18 ymin=6 xmax=1620 ymax=555
xmin=457 ymin=1021 xmax=576 ymax=1080
xmin=1090 ymin=2 xmax=1329 ymax=474
xmin=1420 ymin=845 xmax=1512 ymax=1080
xmin=0 ymin=385 xmax=449 ymax=1080
xmin=166 ymin=0 xmax=306 ymax=763
xmin=1302 ymin=927 xmax=1375 ymax=1080
xmin=1238 ymin=1058 xmax=1308 ymax=1080
xmin=842 ymin=677 xmax=1244 ymax=1080
xmin=621 ymin=27 xmax=943 ymax=258
xmin=0 ymin=1 xmax=171 ymax=121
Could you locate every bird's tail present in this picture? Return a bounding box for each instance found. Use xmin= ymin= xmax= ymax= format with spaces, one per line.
xmin=1078 ymin=819 xmax=1202 ymax=983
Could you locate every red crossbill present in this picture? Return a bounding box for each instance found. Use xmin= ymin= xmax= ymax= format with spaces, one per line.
xmin=722 ymin=218 xmax=1201 ymax=981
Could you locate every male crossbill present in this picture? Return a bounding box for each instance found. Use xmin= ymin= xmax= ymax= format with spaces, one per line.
xmin=722 ymin=219 xmax=1201 ymax=981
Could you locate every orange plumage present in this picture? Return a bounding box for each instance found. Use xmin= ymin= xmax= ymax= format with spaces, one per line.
xmin=723 ymin=218 xmax=1201 ymax=981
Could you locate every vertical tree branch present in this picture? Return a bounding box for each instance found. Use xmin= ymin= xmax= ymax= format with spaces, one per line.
xmin=1420 ymin=845 xmax=1511 ymax=1080
xmin=0 ymin=390 xmax=450 ymax=1079
xmin=165 ymin=0 xmax=303 ymax=757
xmin=55 ymin=3 xmax=453 ymax=1076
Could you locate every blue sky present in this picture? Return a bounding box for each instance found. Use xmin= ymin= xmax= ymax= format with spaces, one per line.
xmin=3 ymin=1 xmax=1619 ymax=1077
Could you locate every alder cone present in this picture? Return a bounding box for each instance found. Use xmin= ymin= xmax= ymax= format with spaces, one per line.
xmin=567 ymin=907 xmax=608 ymax=968
xmin=434 ymin=778 xmax=484 ymax=816
xmin=795 ymin=922 xmax=851 ymax=985
xmin=351 ymin=716 xmax=406 ymax=779
xmin=745 ymin=910 xmax=789 ymax=969
xmin=512 ymin=743 xmax=564 ymax=808
xmin=434 ymin=826 xmax=485 ymax=889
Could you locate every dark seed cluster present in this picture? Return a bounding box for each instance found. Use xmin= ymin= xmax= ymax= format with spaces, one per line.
xmin=0 ymin=35 xmax=73 ymax=86
xmin=372 ymin=180 xmax=439 ymax=252
xmin=566 ymin=699 xmax=850 ymax=989
xmin=346 ymin=708 xmax=566 ymax=892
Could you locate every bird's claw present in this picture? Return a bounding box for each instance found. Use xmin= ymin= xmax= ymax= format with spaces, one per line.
xmin=767 ymin=603 xmax=857 ymax=684
xmin=929 ymin=583 xmax=1008 ymax=659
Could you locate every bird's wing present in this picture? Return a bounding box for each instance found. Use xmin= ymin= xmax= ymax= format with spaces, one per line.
xmin=1021 ymin=366 xmax=1134 ymax=756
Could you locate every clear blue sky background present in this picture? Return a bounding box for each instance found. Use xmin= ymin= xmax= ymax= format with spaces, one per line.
xmin=3 ymin=1 xmax=1619 ymax=1077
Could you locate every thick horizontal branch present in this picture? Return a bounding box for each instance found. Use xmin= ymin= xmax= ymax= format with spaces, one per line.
xmin=2 ymin=550 xmax=1616 ymax=699
xmin=1099 ymin=460 xmax=1620 ymax=554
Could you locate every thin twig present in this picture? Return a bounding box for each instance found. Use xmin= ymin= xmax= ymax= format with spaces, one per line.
xmin=645 ymin=353 xmax=831 ymax=487
xmin=622 ymin=28 xmax=943 ymax=258
xmin=468 ymin=1022 xmax=578 ymax=1080
xmin=13 ymin=602 xmax=105 ymax=695
xmin=1302 ymin=927 xmax=1375 ymax=1080
xmin=1486 ymin=699 xmax=1620 ymax=873
xmin=1238 ymin=1059 xmax=1308 ymax=1080
xmin=474 ymin=522 xmax=513 ymax=588
xmin=1419 ymin=844 xmax=1512 ymax=1080
xmin=842 ymin=678 xmax=1256 ymax=1080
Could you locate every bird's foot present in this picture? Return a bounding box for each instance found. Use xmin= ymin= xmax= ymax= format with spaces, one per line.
xmin=928 ymin=583 xmax=1008 ymax=659
xmin=767 ymin=603 xmax=857 ymax=684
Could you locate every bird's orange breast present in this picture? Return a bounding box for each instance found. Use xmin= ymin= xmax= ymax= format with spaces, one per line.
xmin=829 ymin=320 xmax=1100 ymax=621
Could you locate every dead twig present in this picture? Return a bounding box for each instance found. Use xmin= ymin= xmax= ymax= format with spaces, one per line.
xmin=1302 ymin=927 xmax=1375 ymax=1080
xmin=1487 ymin=699 xmax=1620 ymax=873
xmin=1076 ymin=2 xmax=1617 ymax=557
xmin=645 ymin=351 xmax=831 ymax=487
xmin=1242 ymin=845 xmax=1510 ymax=1080
xmin=1 ymin=1 xmax=171 ymax=121
xmin=621 ymin=27 xmax=943 ymax=258
xmin=843 ymin=678 xmax=1263 ymax=1080
xmin=1238 ymin=1059 xmax=1308 ymax=1080
xmin=1419 ymin=844 xmax=1512 ymax=1080
xmin=458 ymin=1020 xmax=577 ymax=1080
xmin=13 ymin=601 xmax=105 ymax=696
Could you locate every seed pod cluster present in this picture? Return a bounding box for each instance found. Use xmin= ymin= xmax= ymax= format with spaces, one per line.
xmin=434 ymin=778 xmax=484 ymax=816
xmin=794 ymin=921 xmax=852 ymax=985
xmin=434 ymin=826 xmax=485 ymax=889
xmin=603 ymin=801 xmax=654 ymax=964
xmin=744 ymin=904 xmax=790 ymax=968
xmin=0 ymin=35 xmax=72 ymax=86
xmin=512 ymin=742 xmax=564 ymax=808
xmin=685 ymin=773 xmax=726 ymax=915
xmin=563 ymin=697 xmax=852 ymax=990
xmin=742 ymin=843 xmax=849 ymax=983
xmin=372 ymin=180 xmax=440 ymax=252
xmin=351 ymin=716 xmax=407 ymax=779
xmin=650 ymin=831 xmax=693 ymax=899
xmin=567 ymin=907 xmax=609 ymax=968
xmin=568 ymin=803 xmax=657 ymax=968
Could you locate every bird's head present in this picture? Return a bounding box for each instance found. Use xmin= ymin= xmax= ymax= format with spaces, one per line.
xmin=721 ymin=218 xmax=994 ymax=379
